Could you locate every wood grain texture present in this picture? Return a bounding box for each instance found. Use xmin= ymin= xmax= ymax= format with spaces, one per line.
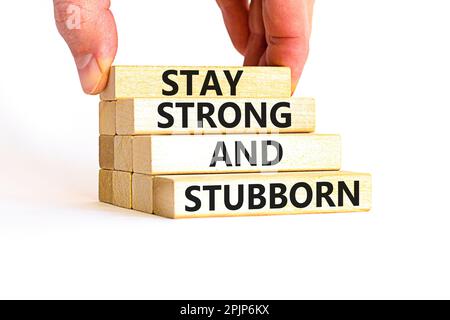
xmin=132 ymin=134 xmax=341 ymax=175
xmin=100 ymin=66 xmax=291 ymax=100
xmin=99 ymin=101 xmax=116 ymax=135
xmin=132 ymin=173 xmax=153 ymax=214
xmin=99 ymin=136 xmax=133 ymax=172
xmin=152 ymin=171 xmax=372 ymax=219
xmin=114 ymin=136 xmax=133 ymax=172
xmin=112 ymin=97 xmax=315 ymax=135
xmin=99 ymin=136 xmax=114 ymax=170
xmin=99 ymin=169 xmax=113 ymax=204
xmin=98 ymin=170 xmax=132 ymax=209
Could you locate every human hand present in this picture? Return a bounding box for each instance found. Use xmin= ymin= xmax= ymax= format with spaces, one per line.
xmin=217 ymin=0 xmax=314 ymax=92
xmin=53 ymin=0 xmax=313 ymax=95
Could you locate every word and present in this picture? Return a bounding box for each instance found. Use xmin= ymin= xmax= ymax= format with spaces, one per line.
xmin=157 ymin=101 xmax=291 ymax=129
xmin=162 ymin=69 xmax=243 ymax=96
xmin=210 ymin=140 xmax=283 ymax=167
xmin=185 ymin=181 xmax=360 ymax=212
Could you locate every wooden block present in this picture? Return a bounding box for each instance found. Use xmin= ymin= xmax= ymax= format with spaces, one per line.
xmin=152 ymin=171 xmax=372 ymax=219
xmin=132 ymin=134 xmax=341 ymax=175
xmin=99 ymin=101 xmax=116 ymax=135
xmin=114 ymin=136 xmax=133 ymax=172
xmin=99 ymin=136 xmax=133 ymax=172
xmin=113 ymin=97 xmax=315 ymax=135
xmin=99 ymin=136 xmax=114 ymax=170
xmin=99 ymin=169 xmax=113 ymax=204
xmin=98 ymin=170 xmax=132 ymax=209
xmin=132 ymin=173 xmax=153 ymax=214
xmin=100 ymin=66 xmax=291 ymax=100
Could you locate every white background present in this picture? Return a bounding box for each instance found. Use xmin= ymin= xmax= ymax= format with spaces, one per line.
xmin=0 ymin=0 xmax=449 ymax=299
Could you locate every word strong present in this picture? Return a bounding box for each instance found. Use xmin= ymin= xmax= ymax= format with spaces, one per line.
xmin=210 ymin=140 xmax=283 ymax=167
xmin=103 ymin=98 xmax=315 ymax=135
xmin=162 ymin=70 xmax=243 ymax=96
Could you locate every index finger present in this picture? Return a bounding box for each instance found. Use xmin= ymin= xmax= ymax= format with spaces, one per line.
xmin=262 ymin=0 xmax=314 ymax=92
xmin=216 ymin=0 xmax=250 ymax=55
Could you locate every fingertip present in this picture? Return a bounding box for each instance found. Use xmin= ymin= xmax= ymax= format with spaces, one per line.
xmin=234 ymin=42 xmax=248 ymax=56
xmin=290 ymin=63 xmax=305 ymax=95
xmin=265 ymin=36 xmax=309 ymax=95
xmin=76 ymin=54 xmax=111 ymax=95
xmin=290 ymin=57 xmax=306 ymax=95
xmin=291 ymin=78 xmax=299 ymax=95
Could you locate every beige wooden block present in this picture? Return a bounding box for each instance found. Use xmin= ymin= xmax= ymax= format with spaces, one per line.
xmin=132 ymin=173 xmax=153 ymax=214
xmin=99 ymin=169 xmax=113 ymax=204
xmin=113 ymin=170 xmax=132 ymax=208
xmin=98 ymin=170 xmax=132 ymax=209
xmin=99 ymin=136 xmax=133 ymax=172
xmin=152 ymin=171 xmax=372 ymax=219
xmin=132 ymin=134 xmax=341 ymax=175
xmin=99 ymin=136 xmax=114 ymax=170
xmin=100 ymin=66 xmax=291 ymax=100
xmin=99 ymin=101 xmax=116 ymax=135
xmin=115 ymin=97 xmax=315 ymax=135
xmin=114 ymin=136 xmax=133 ymax=172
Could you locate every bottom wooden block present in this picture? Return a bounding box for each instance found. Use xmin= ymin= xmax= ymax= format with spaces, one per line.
xmin=151 ymin=171 xmax=372 ymax=219
xmin=99 ymin=169 xmax=132 ymax=209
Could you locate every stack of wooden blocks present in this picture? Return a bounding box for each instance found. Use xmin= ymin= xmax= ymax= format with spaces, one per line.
xmin=99 ymin=66 xmax=371 ymax=218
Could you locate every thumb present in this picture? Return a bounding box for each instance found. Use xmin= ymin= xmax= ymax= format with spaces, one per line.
xmin=54 ymin=0 xmax=118 ymax=94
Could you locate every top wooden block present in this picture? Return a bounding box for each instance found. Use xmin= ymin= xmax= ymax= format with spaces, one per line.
xmin=100 ymin=66 xmax=291 ymax=100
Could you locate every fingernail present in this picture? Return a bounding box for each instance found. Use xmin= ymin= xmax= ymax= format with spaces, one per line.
xmin=75 ymin=54 xmax=107 ymax=94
